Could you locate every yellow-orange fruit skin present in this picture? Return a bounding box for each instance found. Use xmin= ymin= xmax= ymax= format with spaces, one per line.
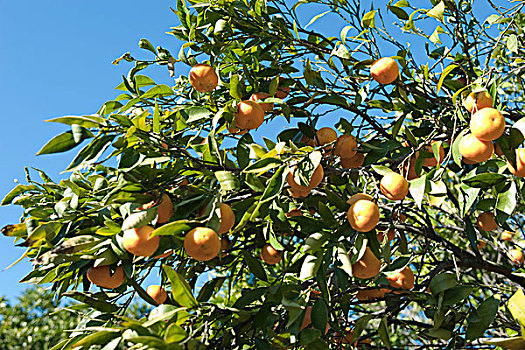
xmin=286 ymin=164 xmax=324 ymax=192
xmin=123 ymin=226 xmax=160 ymax=257
xmin=501 ymin=231 xmax=514 ymax=241
xmin=188 ymin=64 xmax=218 ymax=93
xmin=300 ymin=306 xmax=329 ymax=334
xmin=463 ymin=91 xmax=493 ymax=113
xmin=459 ymin=134 xmax=494 ymax=163
xmin=285 ymin=209 xmax=303 ymax=218
xmin=507 ymin=148 xmax=525 ymax=177
xmin=477 ymin=212 xmax=498 ymax=231
xmin=352 ymin=247 xmax=381 ymax=279
xmin=495 ymin=143 xmax=504 ymax=156
xmin=470 ymin=108 xmax=505 ymax=141
xmin=347 ymin=193 xmax=373 ymax=206
xmin=87 ymin=265 xmax=125 ymax=289
xmin=402 ymin=155 xmax=420 ymax=180
xmin=370 ymin=57 xmax=399 ymax=85
xmin=356 ymin=288 xmax=387 ymax=301
xmin=380 ymin=172 xmax=409 ymax=201
xmin=249 ymin=92 xmax=274 ymax=113
xmin=157 ymin=194 xmax=174 ymax=224
xmin=423 ymin=141 xmax=445 ymax=167
xmin=477 ymin=240 xmax=487 ymax=250
xmin=340 ymin=153 xmax=365 ymax=169
xmin=315 ymin=127 xmax=337 ymax=147
xmin=386 ymin=267 xmax=415 ymax=293
xmin=184 ymin=227 xmax=221 ymax=261
xmin=275 ymin=77 xmax=290 ymax=99
xmin=334 ymin=135 xmax=358 ymax=159
xmin=508 ymin=249 xmax=524 ymax=264
xmin=261 ymin=244 xmax=282 ymax=265
xmin=218 ymin=203 xmax=235 ymax=234
xmin=287 ymin=187 xmax=311 ymax=199
xmin=234 ymin=101 xmax=265 ymax=130
xmin=146 ymin=285 xmax=168 ymax=305
xmin=347 ymin=200 xmax=380 ymax=232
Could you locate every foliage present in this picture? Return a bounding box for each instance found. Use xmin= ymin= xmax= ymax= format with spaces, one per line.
xmin=4 ymin=0 xmax=525 ymax=348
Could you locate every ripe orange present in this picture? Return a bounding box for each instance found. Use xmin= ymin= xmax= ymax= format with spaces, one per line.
xmin=87 ymin=265 xmax=125 ymax=289
xmin=286 ymin=164 xmax=324 ymax=192
xmin=501 ymin=231 xmax=514 ymax=241
xmin=476 ymin=212 xmax=497 ymax=231
xmin=315 ymin=127 xmax=337 ymax=147
xmin=470 ymin=108 xmax=505 ymax=141
xmin=459 ymin=133 xmax=494 ymax=163
xmin=463 ymin=91 xmax=493 ymax=113
xmin=477 ymin=240 xmax=486 ymax=250
xmin=334 ymin=135 xmax=358 ymax=159
xmin=123 ymin=225 xmax=160 ymax=257
xmin=402 ymin=155 xmax=420 ymax=180
xmin=370 ymin=57 xmax=399 ymax=84
xmin=352 ymin=247 xmax=381 ymax=279
xmin=234 ymin=101 xmax=265 ymax=130
xmin=300 ymin=306 xmax=329 ymax=334
xmin=275 ymin=77 xmax=290 ymax=99
xmin=228 ymin=125 xmax=248 ymax=135
xmin=347 ymin=199 xmax=380 ymax=232
xmin=355 ymin=288 xmax=387 ymax=301
xmin=495 ymin=143 xmax=504 ymax=156
xmin=146 ymin=285 xmax=168 ymax=305
xmin=183 ymin=227 xmax=221 ymax=261
xmin=380 ymin=172 xmax=409 ymax=201
xmin=507 ymin=148 xmax=525 ymax=177
xmin=386 ymin=267 xmax=414 ymax=293
xmin=347 ymin=193 xmax=373 ymax=206
xmin=377 ymin=228 xmax=396 ymax=242
xmin=138 ymin=194 xmax=174 ymax=224
xmin=153 ymin=250 xmax=173 ymax=259
xmin=422 ymin=141 xmax=445 ymax=167
xmin=285 ymin=209 xmax=303 ymax=218
xmin=218 ymin=203 xmax=235 ymax=234
xmin=261 ymin=244 xmax=281 ymax=265
xmin=188 ymin=64 xmax=218 ymax=93
xmin=340 ymin=153 xmax=364 ymax=169
xmin=287 ymin=187 xmax=311 ymax=199
xmin=508 ymin=249 xmax=524 ymax=264
xmin=249 ymin=92 xmax=274 ymax=113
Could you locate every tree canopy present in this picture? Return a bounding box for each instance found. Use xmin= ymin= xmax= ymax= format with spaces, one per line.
xmin=4 ymin=0 xmax=525 ymax=349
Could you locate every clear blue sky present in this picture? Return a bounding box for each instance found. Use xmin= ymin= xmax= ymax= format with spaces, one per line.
xmin=0 ymin=0 xmax=500 ymax=301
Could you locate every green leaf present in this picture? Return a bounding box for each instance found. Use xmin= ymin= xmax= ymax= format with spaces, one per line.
xmin=138 ymin=38 xmax=157 ymax=54
xmin=427 ymin=1 xmax=445 ymax=22
xmin=242 ymin=251 xmax=267 ymax=281
xmin=230 ymin=75 xmax=242 ymax=100
xmin=140 ymin=84 xmax=174 ymax=99
xmin=185 ymin=106 xmax=210 ymax=123
xmin=442 ymin=286 xmax=473 ymax=306
xmin=507 ymin=289 xmax=525 ymax=327
xmin=378 ymin=317 xmax=391 ymax=348
xmin=409 ymin=174 xmax=427 ymax=208
xmin=305 ymin=11 xmax=331 ymax=29
xmin=36 ymin=130 xmax=92 ymax=155
xmin=463 ymin=173 xmax=507 ymax=189
xmin=165 ymin=324 xmax=187 ymax=343
xmin=153 ymin=99 xmax=160 ymax=133
xmin=64 ymin=291 xmax=120 ymax=313
xmin=436 ymin=64 xmax=457 ymax=93
xmin=233 ymin=287 xmax=267 ymax=309
xmin=300 ymin=328 xmax=321 ymax=345
xmin=151 ymin=220 xmax=196 ymax=237
xmin=127 ymin=336 xmax=168 ymax=349
xmin=260 ymin=166 xmax=287 ymax=203
xmin=508 ymin=34 xmax=519 ymax=53
xmin=163 ymin=266 xmax=198 ymax=308
xmin=429 ymin=273 xmax=457 ymax=295
xmin=1 ymin=223 xmax=28 ymax=238
xmin=311 ymin=299 xmax=328 ymax=332
xmin=317 ymin=202 xmax=337 ymax=228
xmin=300 ymin=254 xmax=321 ymax=280
xmin=1 ymin=184 xmax=38 ymax=205
xmin=483 ymin=336 xmax=525 ymax=350
xmin=215 ymin=171 xmax=240 ymax=192
xmin=465 ymin=297 xmax=500 ymax=340
xmin=496 ymin=181 xmax=517 ymax=215
xmin=121 ymin=208 xmax=157 ymax=231
xmin=244 ymin=158 xmax=282 ymax=173
xmin=72 ymin=330 xmax=120 ymax=348
xmin=361 ymin=10 xmax=377 ymax=28
xmin=45 ymin=115 xmax=105 ymax=128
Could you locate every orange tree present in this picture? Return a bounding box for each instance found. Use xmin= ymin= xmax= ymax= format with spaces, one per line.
xmin=4 ymin=0 xmax=525 ymax=349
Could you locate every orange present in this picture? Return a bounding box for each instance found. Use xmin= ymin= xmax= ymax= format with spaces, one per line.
xmin=356 ymin=288 xmax=387 ymax=301
xmin=287 ymin=187 xmax=311 ymax=199
xmin=146 ymin=285 xmax=168 ymax=305
xmin=507 ymin=148 xmax=525 ymax=177
xmin=386 ymin=267 xmax=414 ymax=293
xmin=299 ymin=134 xmax=316 ymax=147
xmin=459 ymin=133 xmax=494 ymax=162
xmin=234 ymin=101 xmax=265 ymax=130
xmin=463 ymin=157 xmax=478 ymax=165
xmin=228 ymin=125 xmax=248 ymax=135
xmin=218 ymin=203 xmax=235 ymax=234
xmin=285 ymin=209 xmax=303 ymax=218
xmin=188 ymin=64 xmax=218 ymax=93
xmin=221 ymin=236 xmax=231 ymax=250
xmin=138 ymin=194 xmax=174 ymax=224
xmin=463 ymin=91 xmax=493 ymax=113
xmin=501 ymin=231 xmax=514 ymax=241
xmin=402 ymin=155 xmax=420 ymax=180
xmin=351 ymin=247 xmax=381 ymax=279
xmin=249 ymin=92 xmax=274 ymax=113
xmin=287 ymin=164 xmax=324 ymax=192
xmin=300 ymin=306 xmax=329 ymax=334
xmin=476 ymin=212 xmax=497 ymax=231
xmin=87 ymin=265 xmax=125 ymax=289
xmin=380 ymin=172 xmax=409 ymax=201
xmin=334 ymin=135 xmax=358 ymax=159
xmin=261 ymin=244 xmax=281 ymax=265
xmin=422 ymin=141 xmax=445 ymax=167
xmin=495 ymin=143 xmax=504 ymax=156
xmin=347 ymin=193 xmax=373 ymax=206
xmin=377 ymin=228 xmax=396 ymax=242
xmin=508 ymin=249 xmax=524 ymax=264
xmin=477 ymin=240 xmax=486 ymax=250
xmin=370 ymin=57 xmax=399 ymax=84
xmin=470 ymin=108 xmax=505 ymax=141
xmin=336 ymin=329 xmax=372 ymax=346
xmin=347 ymin=199 xmax=380 ymax=232
xmin=184 ymin=227 xmax=221 ymax=261
xmin=123 ymin=225 xmax=160 ymax=257
xmin=275 ymin=77 xmax=290 ymax=99
xmin=153 ymin=250 xmax=173 ymax=259
xmin=315 ymin=127 xmax=337 ymax=147
xmin=340 ymin=153 xmax=364 ymax=169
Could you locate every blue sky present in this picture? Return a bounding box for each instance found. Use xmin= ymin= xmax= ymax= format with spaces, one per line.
xmin=0 ymin=0 xmax=502 ymax=301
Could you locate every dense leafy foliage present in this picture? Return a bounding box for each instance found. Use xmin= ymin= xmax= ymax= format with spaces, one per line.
xmin=4 ymin=0 xmax=525 ymax=348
